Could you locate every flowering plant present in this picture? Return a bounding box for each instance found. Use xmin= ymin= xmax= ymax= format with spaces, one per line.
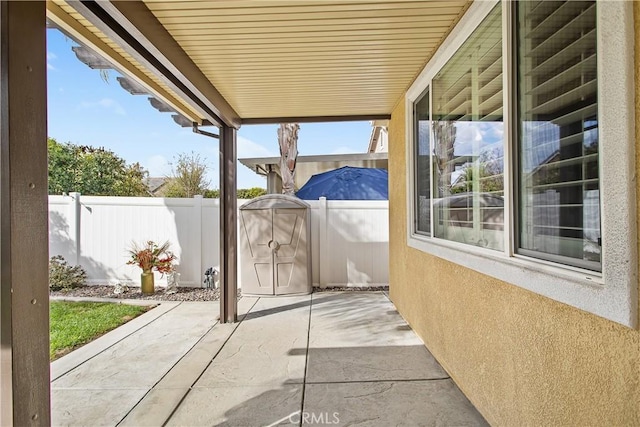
xmin=126 ymin=240 xmax=176 ymax=275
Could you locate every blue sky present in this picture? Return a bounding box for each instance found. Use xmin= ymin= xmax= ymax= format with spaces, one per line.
xmin=46 ymin=29 xmax=372 ymax=189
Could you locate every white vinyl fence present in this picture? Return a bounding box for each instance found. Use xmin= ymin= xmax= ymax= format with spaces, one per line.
xmin=49 ymin=194 xmax=389 ymax=288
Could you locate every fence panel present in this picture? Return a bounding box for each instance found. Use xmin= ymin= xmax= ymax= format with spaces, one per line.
xmin=308 ymin=202 xmax=321 ymax=285
xmin=81 ymin=197 xmax=186 ymax=284
xmin=49 ymin=195 xmax=76 ymax=264
xmin=320 ymin=200 xmax=389 ymax=286
xmin=48 ymin=195 xmax=388 ymax=288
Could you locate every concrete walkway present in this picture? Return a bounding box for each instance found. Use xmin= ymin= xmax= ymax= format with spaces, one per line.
xmin=51 ymin=292 xmax=487 ymax=426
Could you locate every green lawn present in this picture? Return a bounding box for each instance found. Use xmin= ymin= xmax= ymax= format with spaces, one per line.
xmin=50 ymin=301 xmax=150 ymax=360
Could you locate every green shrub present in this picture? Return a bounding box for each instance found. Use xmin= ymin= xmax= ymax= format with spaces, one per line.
xmin=203 ymin=188 xmax=219 ymax=198
xmin=203 ymin=188 xmax=266 ymax=199
xmin=237 ymin=187 xmax=267 ymax=199
xmin=49 ymin=255 xmax=87 ymax=291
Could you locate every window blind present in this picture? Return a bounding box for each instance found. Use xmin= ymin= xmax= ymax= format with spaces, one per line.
xmin=517 ymin=1 xmax=600 ymax=270
xmin=431 ymin=5 xmax=504 ymax=250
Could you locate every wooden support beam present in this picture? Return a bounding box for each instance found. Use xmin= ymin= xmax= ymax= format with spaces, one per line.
xmin=219 ymin=126 xmax=237 ymax=323
xmin=0 ymin=1 xmax=51 ymax=425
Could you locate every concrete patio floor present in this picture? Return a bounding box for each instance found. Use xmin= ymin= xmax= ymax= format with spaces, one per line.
xmin=51 ymin=291 xmax=488 ymax=426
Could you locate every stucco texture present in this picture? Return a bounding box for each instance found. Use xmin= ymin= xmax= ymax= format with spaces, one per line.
xmin=387 ymin=6 xmax=640 ymax=424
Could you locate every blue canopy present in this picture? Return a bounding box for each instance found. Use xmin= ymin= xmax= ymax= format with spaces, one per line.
xmin=296 ymin=166 xmax=388 ymax=200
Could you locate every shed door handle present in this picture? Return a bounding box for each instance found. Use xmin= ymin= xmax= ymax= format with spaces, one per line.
xmin=268 ymin=240 xmax=280 ymax=252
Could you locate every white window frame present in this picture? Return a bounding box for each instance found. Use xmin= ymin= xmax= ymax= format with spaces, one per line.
xmin=405 ymin=0 xmax=637 ymax=328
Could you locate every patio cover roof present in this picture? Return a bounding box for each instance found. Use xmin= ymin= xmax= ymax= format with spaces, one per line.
xmin=46 ymin=0 xmax=471 ymax=128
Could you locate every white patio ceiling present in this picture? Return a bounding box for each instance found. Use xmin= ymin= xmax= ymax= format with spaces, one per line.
xmin=47 ymin=0 xmax=471 ymax=127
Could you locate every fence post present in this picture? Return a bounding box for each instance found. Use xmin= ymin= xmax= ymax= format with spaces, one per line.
xmin=319 ymin=197 xmax=328 ymax=287
xmin=68 ymin=192 xmax=81 ymax=265
xmin=193 ymin=195 xmax=203 ymax=287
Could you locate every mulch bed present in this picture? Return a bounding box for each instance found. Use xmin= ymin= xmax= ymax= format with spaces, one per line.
xmin=50 ymin=284 xmax=389 ymax=302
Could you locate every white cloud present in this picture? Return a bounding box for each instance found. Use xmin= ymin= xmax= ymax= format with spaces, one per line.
xmin=237 ymin=136 xmax=277 ymax=159
xmin=330 ymin=146 xmax=357 ymax=155
xmin=453 ymin=122 xmax=504 ymax=156
xmin=145 ymin=154 xmax=170 ymax=177
xmin=98 ymin=98 xmax=126 ymax=115
xmin=79 ymin=98 xmax=126 ymax=116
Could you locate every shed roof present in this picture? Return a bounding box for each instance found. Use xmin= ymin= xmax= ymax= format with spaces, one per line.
xmin=240 ymin=194 xmax=310 ymax=210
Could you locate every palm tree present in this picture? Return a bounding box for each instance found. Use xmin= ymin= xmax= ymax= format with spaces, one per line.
xmin=277 ymin=123 xmax=300 ymax=195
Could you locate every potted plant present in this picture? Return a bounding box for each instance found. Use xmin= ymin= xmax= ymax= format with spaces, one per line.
xmin=127 ymin=240 xmax=176 ymax=294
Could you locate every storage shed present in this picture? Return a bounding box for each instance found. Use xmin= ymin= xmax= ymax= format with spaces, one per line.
xmin=239 ymin=195 xmax=312 ymax=295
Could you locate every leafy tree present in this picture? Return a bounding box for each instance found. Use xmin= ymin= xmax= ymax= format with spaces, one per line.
xmin=114 ymin=162 xmax=150 ymax=196
xmin=48 ymin=137 xmax=149 ymax=196
xmin=48 ymin=138 xmax=80 ymax=195
xmin=203 ymin=189 xmax=219 ymax=198
xmin=237 ymin=187 xmax=267 ymax=199
xmin=163 ymin=152 xmax=211 ymax=198
xmin=450 ymin=148 xmax=504 ymax=195
xmin=203 ymin=188 xmax=266 ymax=199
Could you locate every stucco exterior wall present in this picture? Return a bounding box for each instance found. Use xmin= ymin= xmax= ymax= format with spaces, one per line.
xmin=387 ymin=4 xmax=640 ymax=424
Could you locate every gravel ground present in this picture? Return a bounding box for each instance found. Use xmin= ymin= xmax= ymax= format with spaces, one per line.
xmin=50 ymin=284 xmax=388 ymax=301
xmin=50 ymin=285 xmax=224 ymax=302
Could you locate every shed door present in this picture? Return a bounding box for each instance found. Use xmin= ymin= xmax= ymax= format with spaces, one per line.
xmin=240 ymin=209 xmax=273 ymax=294
xmin=240 ymin=207 xmax=308 ymax=295
xmin=273 ymin=208 xmax=308 ymax=294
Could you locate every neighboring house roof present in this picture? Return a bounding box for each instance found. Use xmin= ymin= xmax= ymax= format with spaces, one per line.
xmin=144 ymin=177 xmax=169 ymax=196
xmin=368 ymin=120 xmax=389 ymax=153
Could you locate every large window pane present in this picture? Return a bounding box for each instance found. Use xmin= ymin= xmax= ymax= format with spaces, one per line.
xmin=432 ymin=5 xmax=504 ymax=250
xmin=517 ymin=1 xmax=600 ymax=270
xmin=415 ymin=89 xmax=431 ymax=234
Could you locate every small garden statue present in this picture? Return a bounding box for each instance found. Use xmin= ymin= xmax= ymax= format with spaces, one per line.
xmin=204 ymin=267 xmax=218 ymax=289
xmin=166 ymin=270 xmax=180 ymax=294
xmin=113 ymin=282 xmax=129 ymax=295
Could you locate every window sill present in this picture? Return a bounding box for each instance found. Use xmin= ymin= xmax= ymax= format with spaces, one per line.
xmin=407 ymin=233 xmax=635 ymax=328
